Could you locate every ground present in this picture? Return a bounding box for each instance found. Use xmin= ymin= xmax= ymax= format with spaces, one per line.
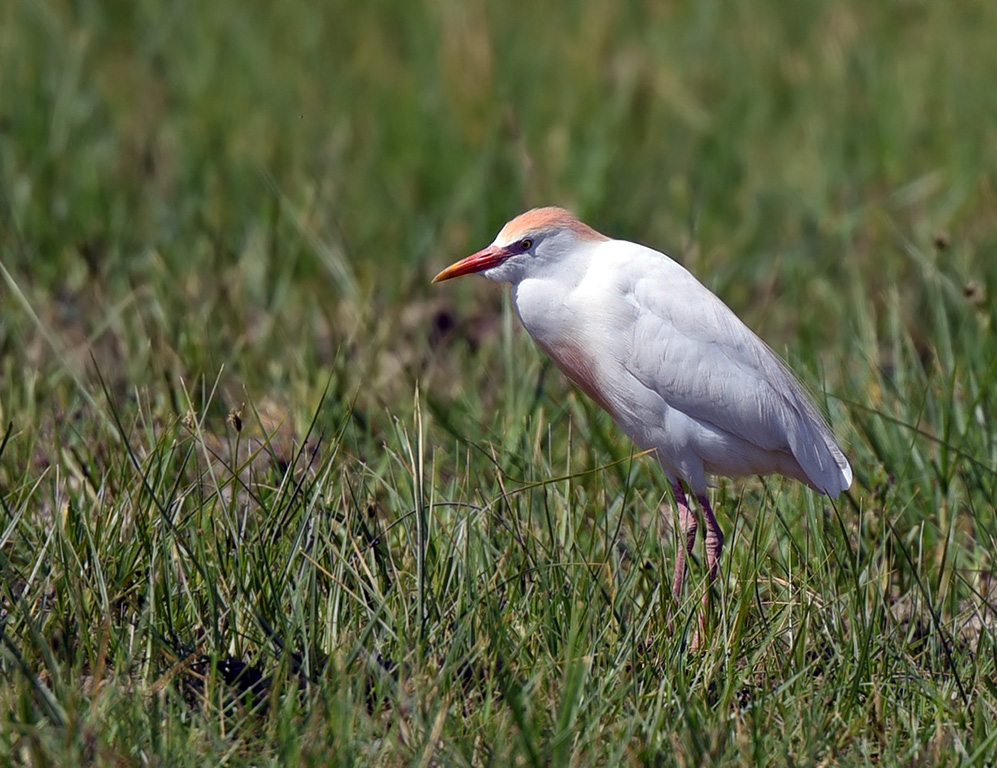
xmin=1 ymin=1 xmax=996 ymax=765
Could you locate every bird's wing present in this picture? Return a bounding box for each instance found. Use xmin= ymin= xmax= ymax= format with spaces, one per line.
xmin=611 ymin=245 xmax=851 ymax=495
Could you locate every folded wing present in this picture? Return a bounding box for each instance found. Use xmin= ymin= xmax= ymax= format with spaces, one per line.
xmin=619 ymin=248 xmax=852 ymax=496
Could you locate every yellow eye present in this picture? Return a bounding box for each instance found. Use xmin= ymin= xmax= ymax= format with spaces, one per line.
xmin=519 ymin=239 xmax=533 ymax=251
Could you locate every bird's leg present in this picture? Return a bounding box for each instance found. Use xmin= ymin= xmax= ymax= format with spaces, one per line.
xmin=671 ymin=481 xmax=698 ymax=600
xmin=697 ymin=493 xmax=725 ymax=629
xmin=697 ymin=494 xmax=724 ymax=585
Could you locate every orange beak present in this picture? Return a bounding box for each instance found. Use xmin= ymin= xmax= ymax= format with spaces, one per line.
xmin=433 ymin=245 xmax=510 ymax=283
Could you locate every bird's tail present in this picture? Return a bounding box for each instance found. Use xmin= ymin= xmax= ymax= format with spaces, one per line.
xmin=789 ymin=403 xmax=852 ymax=497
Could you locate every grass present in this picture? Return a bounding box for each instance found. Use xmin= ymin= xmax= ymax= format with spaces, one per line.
xmin=2 ymin=0 xmax=997 ymax=764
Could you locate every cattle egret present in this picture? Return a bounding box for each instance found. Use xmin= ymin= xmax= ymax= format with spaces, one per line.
xmin=434 ymin=207 xmax=852 ymax=603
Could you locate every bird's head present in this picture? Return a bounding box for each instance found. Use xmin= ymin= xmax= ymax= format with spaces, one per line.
xmin=433 ymin=207 xmax=609 ymax=285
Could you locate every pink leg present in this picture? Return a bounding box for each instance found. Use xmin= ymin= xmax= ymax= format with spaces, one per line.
xmin=695 ymin=494 xmax=724 ymax=641
xmin=671 ymin=481 xmax=698 ymax=599
xmin=697 ymin=493 xmax=725 ymax=589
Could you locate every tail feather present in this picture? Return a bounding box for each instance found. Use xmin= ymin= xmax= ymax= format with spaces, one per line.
xmin=787 ymin=399 xmax=852 ymax=497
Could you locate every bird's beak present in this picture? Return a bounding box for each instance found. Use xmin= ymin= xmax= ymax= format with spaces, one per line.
xmin=433 ymin=245 xmax=509 ymax=283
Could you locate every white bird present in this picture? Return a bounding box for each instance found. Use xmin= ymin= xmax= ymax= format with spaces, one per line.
xmin=434 ymin=207 xmax=852 ymax=603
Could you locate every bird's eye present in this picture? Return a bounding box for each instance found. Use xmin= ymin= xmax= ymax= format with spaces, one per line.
xmin=519 ymin=238 xmax=533 ymax=251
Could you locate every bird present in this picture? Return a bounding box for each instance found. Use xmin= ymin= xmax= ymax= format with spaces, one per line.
xmin=433 ymin=206 xmax=852 ymax=605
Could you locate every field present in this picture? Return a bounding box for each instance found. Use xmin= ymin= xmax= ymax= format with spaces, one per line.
xmin=2 ymin=1 xmax=997 ymax=765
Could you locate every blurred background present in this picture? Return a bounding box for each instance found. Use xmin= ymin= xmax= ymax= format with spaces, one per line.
xmin=3 ymin=0 xmax=993 ymax=414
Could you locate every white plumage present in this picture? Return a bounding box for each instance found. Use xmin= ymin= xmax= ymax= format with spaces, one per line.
xmin=435 ymin=206 xmax=851 ymax=601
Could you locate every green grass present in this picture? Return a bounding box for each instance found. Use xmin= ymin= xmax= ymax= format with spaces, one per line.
xmin=2 ymin=0 xmax=997 ymax=764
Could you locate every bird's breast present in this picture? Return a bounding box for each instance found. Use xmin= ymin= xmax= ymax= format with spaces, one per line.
xmin=512 ymin=276 xmax=631 ymax=419
xmin=533 ymin=337 xmax=617 ymax=417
